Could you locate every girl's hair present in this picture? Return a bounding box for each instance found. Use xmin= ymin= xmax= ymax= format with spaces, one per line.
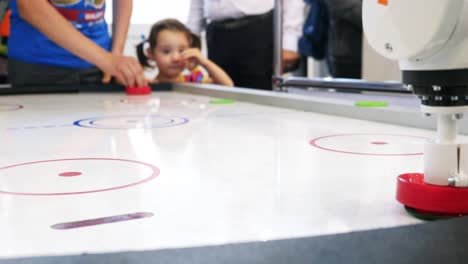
xmin=136 ymin=19 xmax=201 ymax=68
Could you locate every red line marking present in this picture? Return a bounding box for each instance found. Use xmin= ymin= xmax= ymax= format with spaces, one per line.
xmin=58 ymin=172 xmax=82 ymax=177
xmin=371 ymin=142 xmax=388 ymax=145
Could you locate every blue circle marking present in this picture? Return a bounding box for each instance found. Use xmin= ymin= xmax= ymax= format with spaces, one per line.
xmin=74 ymin=115 xmax=189 ymax=130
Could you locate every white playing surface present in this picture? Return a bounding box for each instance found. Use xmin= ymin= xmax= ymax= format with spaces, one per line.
xmin=0 ymin=91 xmax=447 ymax=258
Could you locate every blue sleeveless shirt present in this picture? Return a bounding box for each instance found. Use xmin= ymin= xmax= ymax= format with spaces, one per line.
xmin=9 ymin=0 xmax=111 ymax=68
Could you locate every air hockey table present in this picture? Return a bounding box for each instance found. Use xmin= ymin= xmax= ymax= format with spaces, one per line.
xmin=1 ymin=82 xmax=468 ymax=264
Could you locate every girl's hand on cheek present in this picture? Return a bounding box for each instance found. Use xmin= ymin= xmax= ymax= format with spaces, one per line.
xmin=182 ymin=48 xmax=207 ymax=66
xmin=186 ymin=58 xmax=198 ymax=71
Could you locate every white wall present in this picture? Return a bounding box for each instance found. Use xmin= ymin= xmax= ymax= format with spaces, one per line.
xmin=105 ymin=0 xmax=191 ymax=24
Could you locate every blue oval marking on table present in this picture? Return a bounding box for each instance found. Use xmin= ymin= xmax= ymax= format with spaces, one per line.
xmin=73 ymin=115 xmax=189 ymax=129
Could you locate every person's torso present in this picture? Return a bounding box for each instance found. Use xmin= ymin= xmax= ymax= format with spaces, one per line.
xmin=205 ymin=0 xmax=273 ymax=21
xmin=9 ymin=0 xmax=110 ymax=68
xmin=328 ymin=19 xmax=362 ymax=62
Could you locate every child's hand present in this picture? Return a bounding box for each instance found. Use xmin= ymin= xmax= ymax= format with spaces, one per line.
xmin=102 ymin=54 xmax=147 ymax=87
xmin=182 ymin=48 xmax=207 ymax=70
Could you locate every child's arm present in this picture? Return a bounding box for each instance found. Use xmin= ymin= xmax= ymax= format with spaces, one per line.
xmin=16 ymin=0 xmax=146 ymax=87
xmin=183 ymin=48 xmax=234 ymax=87
xmin=199 ymin=59 xmax=234 ymax=87
xmin=101 ymin=0 xmax=133 ymax=83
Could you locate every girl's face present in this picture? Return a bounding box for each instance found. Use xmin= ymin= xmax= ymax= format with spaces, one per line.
xmin=149 ymin=30 xmax=190 ymax=79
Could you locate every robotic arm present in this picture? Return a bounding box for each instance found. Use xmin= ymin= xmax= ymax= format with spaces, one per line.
xmin=363 ymin=0 xmax=468 ymax=215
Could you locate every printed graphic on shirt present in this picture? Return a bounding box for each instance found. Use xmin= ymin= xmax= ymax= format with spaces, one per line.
xmin=180 ymin=68 xmax=210 ymax=84
xmin=50 ymin=0 xmax=105 ymax=24
xmin=51 ymin=0 xmax=104 ymax=8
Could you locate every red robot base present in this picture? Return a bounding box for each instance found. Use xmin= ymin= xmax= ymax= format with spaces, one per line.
xmin=397 ymin=173 xmax=468 ymax=219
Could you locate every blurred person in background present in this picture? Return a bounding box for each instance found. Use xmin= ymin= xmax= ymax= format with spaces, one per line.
xmin=187 ymin=0 xmax=305 ymax=90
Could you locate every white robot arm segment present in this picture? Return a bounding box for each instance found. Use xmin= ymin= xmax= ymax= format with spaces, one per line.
xmin=364 ymin=0 xmax=468 ymax=188
xmin=363 ymin=0 xmax=463 ymax=62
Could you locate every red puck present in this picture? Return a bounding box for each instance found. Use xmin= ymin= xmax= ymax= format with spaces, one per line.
xmin=397 ymin=173 xmax=468 ymax=215
xmin=125 ymin=85 xmax=152 ymax=95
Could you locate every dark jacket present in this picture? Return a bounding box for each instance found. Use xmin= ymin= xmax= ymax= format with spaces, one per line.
xmin=324 ymin=0 xmax=362 ymax=66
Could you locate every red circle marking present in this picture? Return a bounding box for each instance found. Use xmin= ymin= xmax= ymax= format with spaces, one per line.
xmin=59 ymin=172 xmax=82 ymax=177
xmin=309 ymin=133 xmax=427 ymax=156
xmin=0 ymin=158 xmax=159 ymax=196
xmin=371 ymin=141 xmax=388 ymax=145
